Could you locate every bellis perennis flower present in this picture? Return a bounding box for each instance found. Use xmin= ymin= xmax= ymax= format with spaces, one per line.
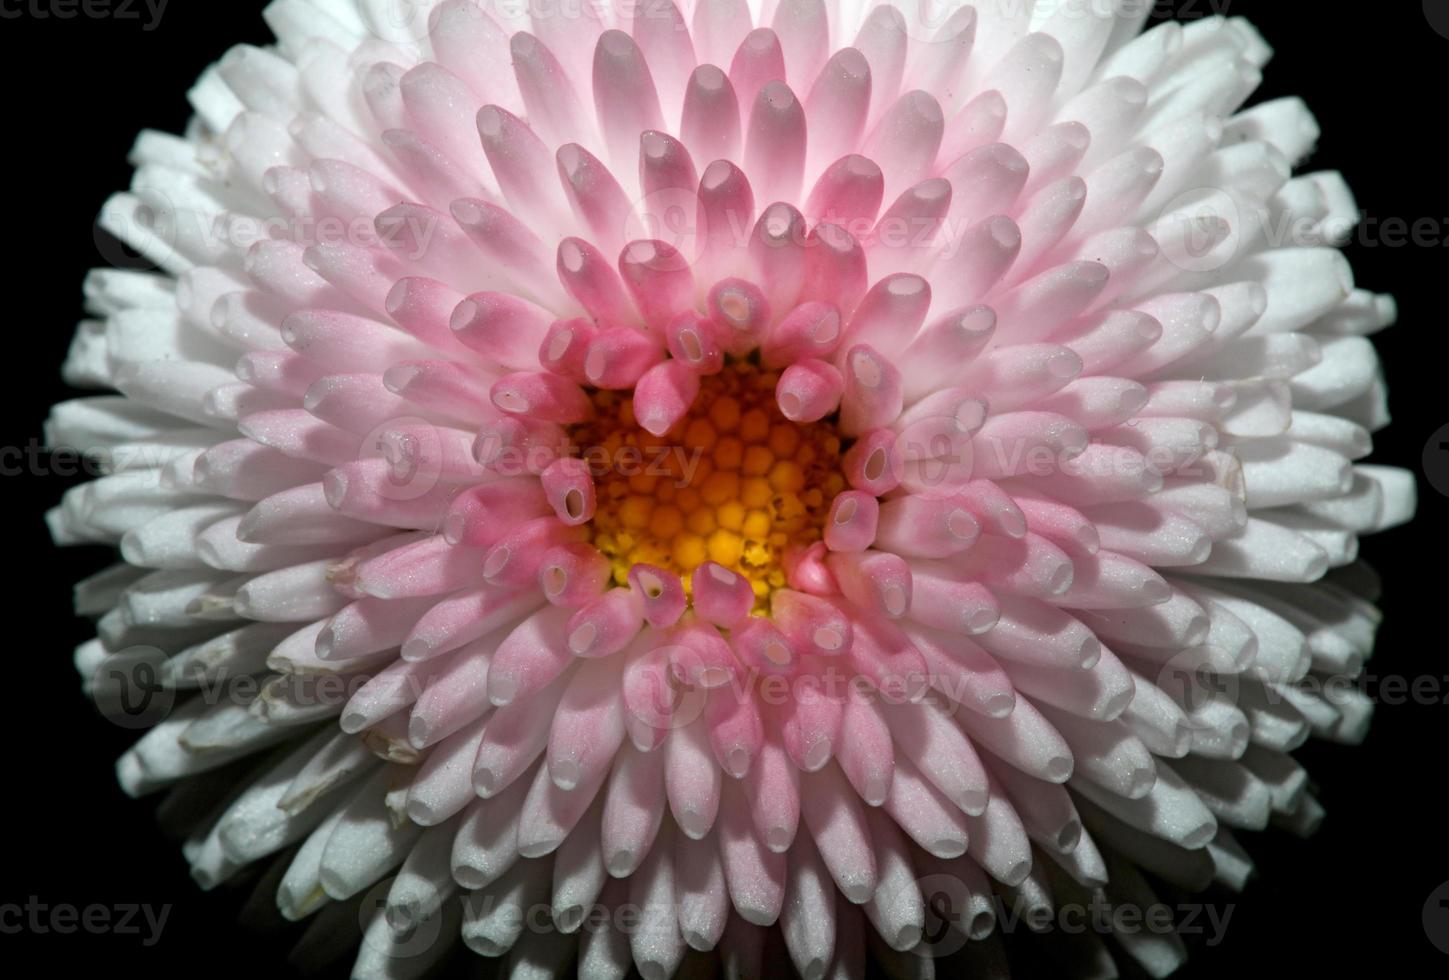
xmin=52 ymin=0 xmax=1414 ymax=977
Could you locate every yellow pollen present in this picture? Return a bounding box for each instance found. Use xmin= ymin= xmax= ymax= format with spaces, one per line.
xmin=571 ymin=360 xmax=847 ymax=610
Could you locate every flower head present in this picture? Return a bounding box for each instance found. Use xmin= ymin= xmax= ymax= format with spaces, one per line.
xmin=53 ymin=1 xmax=1414 ymax=976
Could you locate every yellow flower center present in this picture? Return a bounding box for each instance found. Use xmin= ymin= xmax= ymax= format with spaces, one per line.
xmin=573 ymin=360 xmax=847 ymax=609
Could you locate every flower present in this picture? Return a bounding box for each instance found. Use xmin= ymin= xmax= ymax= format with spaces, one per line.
xmin=50 ymin=1 xmax=1415 ymax=977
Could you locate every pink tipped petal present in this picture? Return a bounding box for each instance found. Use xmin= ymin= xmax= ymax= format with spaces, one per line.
xmin=539 ymin=317 xmax=598 ymax=381
xmin=632 ymin=359 xmax=701 ymax=436
xmin=745 ymin=80 xmax=807 ymax=207
xmin=904 ymin=563 xmax=1002 ymax=637
xmin=681 ymin=65 xmax=743 ymax=165
xmin=583 ymin=326 xmax=665 ymax=390
xmin=799 ymin=761 xmax=877 ymax=903
xmin=778 ymin=678 xmax=844 ymax=773
xmin=875 ymin=495 xmax=980 ymax=559
xmin=898 ymin=306 xmax=997 ymax=404
xmin=490 ymin=371 xmax=594 ymax=424
xmin=748 ymin=202 xmax=809 ymax=313
xmin=744 ymin=738 xmax=801 ymax=853
xmin=486 ymin=606 xmax=575 ymax=708
xmin=482 ymin=518 xmax=585 ymax=588
xmin=620 ymin=239 xmax=696 ymax=332
xmin=556 ymin=141 xmax=634 ymax=261
xmin=772 ymin=590 xmax=853 ymax=657
xmin=474 ymin=415 xmax=569 ymax=476
xmin=776 ymin=358 xmax=844 ymax=423
xmin=827 ymin=550 xmax=912 ymax=619
xmin=541 ymin=457 xmax=597 ymax=526
xmin=761 ymin=301 xmax=842 ymax=368
xmin=729 ymin=28 xmax=786 ymax=127
xmin=824 ymin=491 xmax=880 ymax=553
xmin=593 ymin=29 xmax=666 ymax=175
xmin=930 ymin=215 xmax=1023 ymax=311
xmin=629 ymin=565 xmax=689 ymax=628
xmin=477 ymin=103 xmax=567 ymax=229
xmin=839 ymin=344 xmax=905 ymax=436
xmin=805 ymin=154 xmax=884 ymax=227
xmin=835 ymin=693 xmax=895 ymax=806
xmin=601 ymin=741 xmax=667 ymax=878
xmin=800 ymin=224 xmax=868 ymax=316
xmin=621 ymin=636 xmax=679 ymax=752
xmin=567 ymin=588 xmax=646 ymax=658
xmin=840 ymin=429 xmax=904 ymax=496
xmin=706 ymin=685 xmax=765 ymax=779
xmin=538 ymin=542 xmax=613 ymax=608
xmin=840 ymin=274 xmax=931 ymax=360
xmin=730 ymin=616 xmax=796 ymax=675
xmin=718 ymin=777 xmax=788 ymax=924
xmin=696 ymin=160 xmax=756 ymax=284
xmin=557 ymin=237 xmax=638 ymax=327
xmin=668 ymin=717 xmax=723 ymax=839
xmin=804 ymin=48 xmax=872 ymax=177
xmin=693 ymin=562 xmax=755 ymax=629
xmin=443 ymin=478 xmax=551 ymax=548
xmin=708 ymin=278 xmax=772 ymax=356
xmin=862 ymin=90 xmax=945 ymax=205
xmin=547 ymin=657 xmax=627 ymax=791
xmin=666 ymin=312 xmax=727 ymax=375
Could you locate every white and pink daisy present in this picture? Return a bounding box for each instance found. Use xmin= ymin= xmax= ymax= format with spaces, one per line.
xmin=51 ymin=1 xmax=1415 ymax=977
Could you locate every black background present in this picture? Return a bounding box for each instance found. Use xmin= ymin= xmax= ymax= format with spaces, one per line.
xmin=1 ymin=1 xmax=1445 ymax=977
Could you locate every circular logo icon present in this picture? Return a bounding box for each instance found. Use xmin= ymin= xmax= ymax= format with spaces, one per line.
xmin=627 ymin=187 xmax=705 ymax=269
xmin=95 ymin=189 xmax=180 ymax=271
xmin=358 ymin=417 xmax=447 ymax=502
xmin=91 ymin=645 xmax=175 ymax=729
xmin=1427 ymin=1 xmax=1449 ymax=40
xmin=624 ymin=645 xmax=709 ymax=736
xmin=1421 ymin=423 xmax=1449 ymax=497
xmin=1152 ymin=187 xmax=1245 ymax=275
xmin=359 ymin=877 xmax=448 ymax=960
xmin=1153 ymin=648 xmax=1241 ymax=736
xmin=1423 ymin=880 xmax=1449 ymax=955
xmin=885 ymin=0 xmax=974 ymax=46
xmin=912 ymin=872 xmax=972 ymax=959
xmin=358 ymin=0 xmax=435 ymax=44
xmin=895 ymin=414 xmax=976 ymax=492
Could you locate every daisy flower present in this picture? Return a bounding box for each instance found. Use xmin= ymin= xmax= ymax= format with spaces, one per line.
xmin=52 ymin=1 xmax=1415 ymax=977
